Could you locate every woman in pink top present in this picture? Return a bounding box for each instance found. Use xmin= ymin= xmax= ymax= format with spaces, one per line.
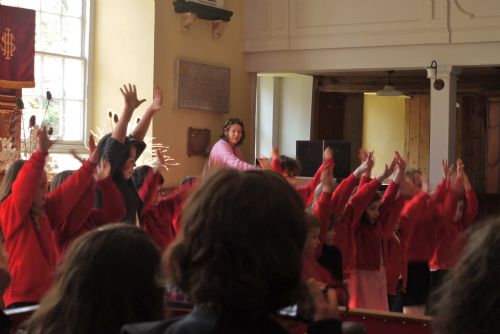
xmin=206 ymin=118 xmax=256 ymax=171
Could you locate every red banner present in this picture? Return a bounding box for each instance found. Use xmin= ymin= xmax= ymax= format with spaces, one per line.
xmin=0 ymin=5 xmax=35 ymax=89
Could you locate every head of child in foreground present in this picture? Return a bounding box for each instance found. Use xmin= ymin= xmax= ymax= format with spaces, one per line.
xmin=164 ymin=168 xmax=307 ymax=318
xmin=26 ymin=224 xmax=163 ymax=334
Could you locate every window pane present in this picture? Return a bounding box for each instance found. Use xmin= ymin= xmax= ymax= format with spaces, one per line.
xmin=64 ymin=59 xmax=83 ymax=99
xmin=63 ymin=0 xmax=82 ymax=17
xmin=39 ymin=12 xmax=63 ymax=53
xmin=62 ymin=100 xmax=83 ymax=141
xmin=42 ymin=56 xmax=63 ymax=98
xmin=2 ymin=0 xmax=20 ymax=6
xmin=41 ymin=0 xmax=61 ymax=14
xmin=43 ymin=98 xmax=62 ymax=133
xmin=18 ymin=0 xmax=40 ymax=10
xmin=61 ymin=16 xmax=81 ymax=56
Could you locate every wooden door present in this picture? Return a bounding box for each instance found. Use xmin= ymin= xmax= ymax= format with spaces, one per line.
xmin=404 ymin=95 xmax=430 ymax=175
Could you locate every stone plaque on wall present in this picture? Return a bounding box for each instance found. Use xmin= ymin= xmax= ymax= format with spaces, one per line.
xmin=175 ymin=59 xmax=230 ymax=113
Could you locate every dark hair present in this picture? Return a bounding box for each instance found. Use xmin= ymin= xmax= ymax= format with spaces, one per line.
xmin=26 ymin=224 xmax=164 ymax=334
xmin=219 ymin=118 xmax=246 ymax=146
xmin=280 ymin=155 xmax=301 ymax=177
xmin=431 ymin=216 xmax=500 ymax=334
xmin=96 ymin=134 xmax=141 ymax=174
xmin=0 ymin=160 xmax=26 ymax=203
xmin=361 ymin=191 xmax=382 ymax=225
xmin=48 ymin=170 xmax=74 ymax=192
xmin=132 ymin=165 xmax=164 ymax=190
xmin=404 ymin=168 xmax=422 ymax=183
xmin=166 ymin=169 xmax=306 ymax=318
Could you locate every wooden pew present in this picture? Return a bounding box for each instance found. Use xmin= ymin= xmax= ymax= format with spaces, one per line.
xmin=339 ymin=307 xmax=432 ymax=334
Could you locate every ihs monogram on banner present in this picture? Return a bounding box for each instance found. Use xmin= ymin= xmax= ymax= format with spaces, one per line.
xmin=1 ymin=27 xmax=16 ymax=60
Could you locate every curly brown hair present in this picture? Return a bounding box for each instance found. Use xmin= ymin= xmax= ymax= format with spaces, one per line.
xmin=431 ymin=216 xmax=500 ymax=334
xmin=165 ymin=169 xmax=307 ymax=318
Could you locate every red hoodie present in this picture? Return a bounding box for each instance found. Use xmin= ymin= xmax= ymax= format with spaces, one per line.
xmin=354 ymin=181 xmax=400 ymax=271
xmin=401 ymin=179 xmax=454 ymax=263
xmin=430 ymin=186 xmax=478 ymax=270
xmin=51 ymin=175 xmax=125 ymax=260
xmin=383 ymin=197 xmax=407 ymax=295
xmin=334 ymin=177 xmax=381 ymax=275
xmin=0 ymin=152 xmax=98 ymax=306
xmin=138 ymin=171 xmax=196 ymax=252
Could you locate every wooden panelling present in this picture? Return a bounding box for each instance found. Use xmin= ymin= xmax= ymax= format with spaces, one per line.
xmin=419 ymin=96 xmax=430 ymax=177
xmin=458 ymin=95 xmax=487 ymax=192
xmin=404 ymin=95 xmax=430 ymax=175
xmin=486 ymin=97 xmax=500 ymax=193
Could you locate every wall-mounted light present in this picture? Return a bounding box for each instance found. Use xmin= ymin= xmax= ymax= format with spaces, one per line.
xmin=426 ymin=60 xmax=438 ymax=81
xmin=426 ymin=60 xmax=445 ymax=91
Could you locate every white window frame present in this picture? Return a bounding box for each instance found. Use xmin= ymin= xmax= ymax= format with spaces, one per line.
xmin=7 ymin=0 xmax=94 ymax=155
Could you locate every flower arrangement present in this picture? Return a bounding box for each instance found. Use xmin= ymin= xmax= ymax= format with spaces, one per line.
xmin=0 ymin=137 xmax=18 ymax=173
xmin=0 ymin=91 xmax=58 ymax=177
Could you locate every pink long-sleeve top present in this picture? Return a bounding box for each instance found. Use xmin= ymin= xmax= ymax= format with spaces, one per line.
xmin=206 ymin=139 xmax=256 ymax=171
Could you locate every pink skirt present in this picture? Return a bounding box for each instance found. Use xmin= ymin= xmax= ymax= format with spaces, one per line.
xmin=348 ymin=265 xmax=388 ymax=311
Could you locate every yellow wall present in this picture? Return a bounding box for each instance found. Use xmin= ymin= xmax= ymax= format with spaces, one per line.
xmin=362 ymin=95 xmax=406 ymax=177
xmin=91 ymin=0 xmax=155 ymax=147
xmin=154 ymin=0 xmax=253 ymax=187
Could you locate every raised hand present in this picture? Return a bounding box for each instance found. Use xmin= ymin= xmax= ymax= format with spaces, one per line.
xmin=442 ymin=159 xmax=449 ymax=179
xmin=87 ymin=134 xmax=100 ymax=164
xmin=321 ymin=167 xmax=334 ymax=193
xmin=354 ymin=150 xmax=374 ymax=178
xmin=94 ymin=159 xmax=111 ymax=182
xmin=358 ymin=148 xmax=369 ymax=162
xmin=323 ymin=147 xmax=334 ymax=162
xmin=421 ymin=175 xmax=430 ymax=194
xmin=120 ymin=83 xmax=146 ymax=112
xmin=394 ymin=151 xmax=406 ymax=184
xmin=146 ymin=85 xmax=163 ymax=114
xmin=456 ymin=159 xmax=465 ymax=179
xmin=376 ymin=153 xmax=397 ymax=183
xmin=37 ymin=125 xmax=54 ymax=154
xmin=271 ymin=146 xmax=280 ymax=161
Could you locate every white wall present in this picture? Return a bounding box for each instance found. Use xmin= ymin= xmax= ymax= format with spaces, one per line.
xmin=256 ymin=76 xmax=275 ymax=158
xmin=256 ymin=74 xmax=313 ymax=158
xmin=279 ymin=76 xmax=313 ymax=157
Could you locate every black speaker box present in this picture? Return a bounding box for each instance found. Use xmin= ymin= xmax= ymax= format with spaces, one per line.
xmin=324 ymin=140 xmax=351 ymax=179
xmin=296 ymin=140 xmax=351 ymax=179
xmin=296 ymin=141 xmax=323 ymax=177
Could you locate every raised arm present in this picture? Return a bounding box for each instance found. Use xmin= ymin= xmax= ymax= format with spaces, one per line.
xmin=379 ymin=152 xmax=405 ymax=239
xmin=130 ymin=85 xmax=163 ymax=142
xmin=113 ymin=84 xmax=146 ymax=143
xmin=313 ymin=168 xmax=334 ymax=258
xmin=297 ymin=147 xmax=334 ymax=206
xmin=330 ymin=152 xmax=372 ymax=218
xmin=87 ymin=162 xmax=126 ymax=227
xmin=1 ymin=128 xmax=52 ymax=235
